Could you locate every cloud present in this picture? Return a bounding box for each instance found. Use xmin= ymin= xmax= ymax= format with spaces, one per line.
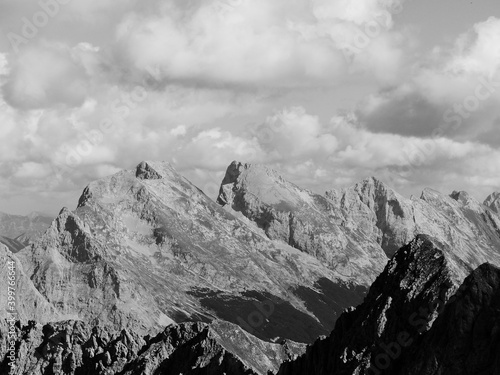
xmin=256 ymin=106 xmax=338 ymax=161
xmin=2 ymin=43 xmax=90 ymax=109
xmin=355 ymin=17 xmax=500 ymax=145
xmin=114 ymin=0 xmax=406 ymax=87
xmin=0 ymin=0 xmax=499 ymax=216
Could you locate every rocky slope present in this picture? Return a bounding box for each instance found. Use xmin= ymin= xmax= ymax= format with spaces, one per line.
xmin=0 ymin=319 xmax=304 ymax=375
xmin=0 ymin=244 xmax=59 ymax=324
xmin=276 ymin=234 xmax=500 ymax=375
xmin=217 ymin=162 xmax=388 ymax=282
xmin=0 ymin=212 xmax=53 ymax=245
xmin=484 ymin=191 xmax=500 ymax=214
xmin=399 ymin=263 xmax=500 ymax=375
xmin=219 ymin=161 xmax=500 ymax=263
xmin=9 ymin=161 xmax=368 ymax=345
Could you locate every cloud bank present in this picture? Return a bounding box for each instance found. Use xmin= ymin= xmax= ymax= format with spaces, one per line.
xmin=0 ymin=0 xmax=499 ymax=214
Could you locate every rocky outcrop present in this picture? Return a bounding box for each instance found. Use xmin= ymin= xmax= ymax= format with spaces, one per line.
xmin=484 ymin=192 xmax=500 ymax=214
xmin=0 ymin=319 xmax=303 ymax=375
xmin=0 ymin=244 xmax=59 ymax=324
xmin=218 ymin=161 xmax=500 ymax=266
xmin=400 ymin=263 xmax=500 ymax=375
xmin=277 ymin=235 xmax=464 ymax=375
xmin=217 ymin=161 xmax=388 ymax=284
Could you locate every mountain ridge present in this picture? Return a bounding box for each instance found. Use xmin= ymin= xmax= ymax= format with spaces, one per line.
xmin=2 ymin=160 xmax=500 ymax=375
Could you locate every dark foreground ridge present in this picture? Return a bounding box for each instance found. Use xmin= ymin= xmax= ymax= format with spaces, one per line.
xmin=277 ymin=236 xmax=500 ymax=375
xmin=0 ymin=320 xmax=304 ymax=375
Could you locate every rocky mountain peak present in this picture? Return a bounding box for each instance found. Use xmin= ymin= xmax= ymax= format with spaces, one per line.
xmin=419 ymin=187 xmax=445 ymax=202
xmin=216 ymin=161 xmax=389 ymax=282
xmin=399 ymin=262 xmax=500 ymax=375
xmin=357 ymin=176 xmax=388 ymax=190
xmin=135 ymin=161 xmax=174 ymax=180
xmin=484 ymin=191 xmax=500 ymax=213
xmin=449 ymin=190 xmax=484 ymax=211
xmin=217 ymin=160 xmax=296 ymax=208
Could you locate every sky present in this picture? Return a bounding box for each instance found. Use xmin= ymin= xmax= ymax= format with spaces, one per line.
xmin=0 ymin=0 xmax=500 ymax=215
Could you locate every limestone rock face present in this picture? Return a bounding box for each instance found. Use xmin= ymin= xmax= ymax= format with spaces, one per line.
xmin=217 ymin=162 xmax=388 ymax=284
xmin=484 ymin=191 xmax=500 ymax=214
xmin=0 ymin=244 xmax=59 ymax=324
xmin=9 ymin=161 xmax=368 ymax=344
xmin=218 ymin=161 xmax=500 ymax=266
xmin=277 ymin=235 xmax=461 ymax=375
xmin=277 ymin=234 xmax=500 ymax=375
xmin=0 ymin=319 xmax=303 ymax=375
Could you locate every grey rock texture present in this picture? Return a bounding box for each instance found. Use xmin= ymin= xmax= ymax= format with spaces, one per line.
xmin=0 ymin=319 xmax=303 ymax=375
xmin=217 ymin=162 xmax=388 ymax=283
xmin=7 ymin=161 xmax=367 ymax=344
xmin=277 ymin=233 xmax=500 ymax=375
xmin=484 ymin=191 xmax=500 ymax=214
xmin=218 ymin=161 xmax=500 ymax=266
xmin=277 ymin=235 xmax=462 ymax=375
xmin=0 ymin=244 xmax=59 ymax=324
xmin=400 ymin=263 xmax=500 ymax=375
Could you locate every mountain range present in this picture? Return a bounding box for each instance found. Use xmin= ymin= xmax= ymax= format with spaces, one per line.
xmin=0 ymin=211 xmax=53 ymax=251
xmin=1 ymin=160 xmax=499 ymax=374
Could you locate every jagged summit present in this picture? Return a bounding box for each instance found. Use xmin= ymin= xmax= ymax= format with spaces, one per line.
xmin=484 ymin=191 xmax=500 ymax=213
xmin=11 ymin=160 xmax=374 ymax=345
xmin=217 ymin=160 xmax=305 ymax=209
xmin=277 ymin=234 xmax=500 ymax=375
xmin=399 ymin=262 xmax=500 ymax=374
xmin=135 ymin=160 xmax=175 ymax=180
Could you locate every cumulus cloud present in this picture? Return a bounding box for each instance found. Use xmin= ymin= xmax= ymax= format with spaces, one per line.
xmin=114 ymin=0 xmax=406 ymax=87
xmin=0 ymin=0 xmax=499 ymax=215
xmin=256 ymin=107 xmax=338 ymax=161
xmin=3 ymin=43 xmax=90 ymax=109
xmin=356 ymin=17 xmax=500 ymax=145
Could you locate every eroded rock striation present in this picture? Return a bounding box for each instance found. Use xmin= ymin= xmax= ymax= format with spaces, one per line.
xmin=277 ymin=235 xmax=500 ymax=375
xmin=218 ymin=161 xmax=500 ymax=264
xmin=0 ymin=319 xmax=304 ymax=375
xmin=6 ymin=162 xmax=369 ymax=346
xmin=400 ymin=263 xmax=500 ymax=375
xmin=484 ymin=191 xmax=500 ymax=214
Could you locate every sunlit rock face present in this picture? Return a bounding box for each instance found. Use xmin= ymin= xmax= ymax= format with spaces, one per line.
xmin=219 ymin=161 xmax=500 ymax=271
xmin=7 ymin=161 xmax=370 ymax=346
xmin=217 ymin=161 xmax=388 ymax=283
xmin=277 ymin=235 xmax=500 ymax=375
xmin=484 ymin=191 xmax=500 ymax=214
